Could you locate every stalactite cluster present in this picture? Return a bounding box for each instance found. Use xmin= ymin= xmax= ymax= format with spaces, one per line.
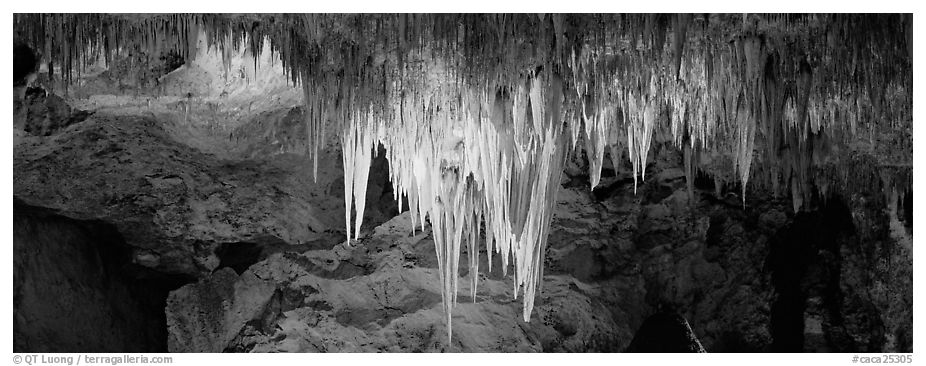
xmin=14 ymin=13 xmax=913 ymax=340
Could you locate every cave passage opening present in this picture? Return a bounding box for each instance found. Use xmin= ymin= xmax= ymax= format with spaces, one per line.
xmin=768 ymin=196 xmax=857 ymax=352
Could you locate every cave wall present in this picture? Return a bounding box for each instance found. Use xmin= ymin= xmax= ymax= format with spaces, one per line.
xmin=768 ymin=198 xmax=913 ymax=352
xmin=158 ymin=143 xmax=912 ymax=352
xmin=13 ymin=203 xmax=186 ymax=352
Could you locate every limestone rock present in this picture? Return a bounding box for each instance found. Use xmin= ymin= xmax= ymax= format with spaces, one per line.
xmin=14 ymin=114 xmax=337 ymax=276
xmin=14 ymin=205 xmax=170 ymax=352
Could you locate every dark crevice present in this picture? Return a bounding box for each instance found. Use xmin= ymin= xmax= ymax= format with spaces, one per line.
xmin=160 ymin=50 xmax=186 ymax=74
xmin=214 ymin=232 xmax=348 ymax=275
xmin=591 ymin=177 xmax=636 ymax=201
xmin=14 ymin=42 xmax=39 ymax=86
xmin=625 ymin=311 xmax=706 ymax=352
xmin=215 ymin=242 xmax=264 ymax=275
xmin=767 ymin=197 xmax=855 ymax=352
xmin=692 ymin=169 xmax=716 ymax=192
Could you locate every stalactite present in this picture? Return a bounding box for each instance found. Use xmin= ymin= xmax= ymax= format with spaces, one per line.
xmin=341 ymin=107 xmax=375 ymax=243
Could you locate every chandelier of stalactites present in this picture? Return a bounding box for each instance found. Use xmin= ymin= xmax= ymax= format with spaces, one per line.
xmin=330 ymin=49 xmax=572 ymax=339
xmin=14 ymin=13 xmax=913 ymax=342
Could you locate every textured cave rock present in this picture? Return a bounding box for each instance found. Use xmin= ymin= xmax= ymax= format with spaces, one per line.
xmin=165 ymin=211 xmax=624 ymax=352
xmin=15 ymin=114 xmax=323 ymax=276
xmin=162 ymin=150 xmax=912 ymax=352
xmin=13 ymin=101 xmax=395 ymax=278
xmin=13 ymin=202 xmax=185 ymax=352
xmin=765 ymin=196 xmax=912 ymax=352
xmin=12 ymin=33 xmax=400 ymax=280
xmin=13 ymin=86 xmax=93 ymax=135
